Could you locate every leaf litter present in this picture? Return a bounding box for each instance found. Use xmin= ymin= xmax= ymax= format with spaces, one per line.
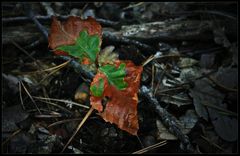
xmin=2 ymin=2 xmax=238 ymax=154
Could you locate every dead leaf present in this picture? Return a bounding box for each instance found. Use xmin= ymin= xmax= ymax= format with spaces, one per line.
xmin=180 ymin=67 xmax=201 ymax=83
xmin=190 ymin=78 xmax=237 ymax=141
xmin=208 ymin=106 xmax=238 ymax=142
xmin=90 ymin=60 xmax=143 ymax=135
xmin=2 ymin=104 xmax=29 ymax=132
xmin=156 ymin=110 xmax=198 ymax=140
xmin=178 ymin=57 xmax=198 ymax=68
xmin=229 ymin=43 xmax=238 ymax=66
xmin=161 ymin=92 xmax=192 ymax=107
xmin=213 ymin=67 xmax=238 ymax=90
xmin=2 ymin=73 xmax=20 ymax=94
xmin=189 ymin=78 xmax=218 ymax=121
xmin=74 ymin=82 xmax=90 ymax=103
xmin=98 ymin=45 xmax=119 ymax=66
xmin=200 ymin=53 xmax=216 ymax=69
xmin=48 ymin=16 xmax=102 ymax=55
xmin=213 ymin=27 xmax=231 ymax=48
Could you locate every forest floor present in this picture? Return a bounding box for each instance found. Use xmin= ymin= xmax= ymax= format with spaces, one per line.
xmin=2 ymin=2 xmax=238 ymax=154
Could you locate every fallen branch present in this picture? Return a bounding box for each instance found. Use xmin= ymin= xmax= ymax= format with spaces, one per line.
xmin=58 ymin=55 xmax=195 ymax=152
xmin=140 ymin=85 xmax=195 ymax=152
xmin=103 ymin=31 xmax=156 ymax=53
xmin=4 ymin=16 xmax=221 ymax=45
xmin=2 ymin=24 xmax=42 ymax=45
xmin=172 ymin=10 xmax=237 ymax=21
xmin=23 ymin=3 xmax=48 ymax=40
xmin=59 ymin=56 xmax=95 ymax=81
xmin=111 ymin=20 xmax=215 ymax=42
xmin=2 ymin=15 xmax=120 ymax=28
xmin=3 ymin=22 xmax=153 ymax=53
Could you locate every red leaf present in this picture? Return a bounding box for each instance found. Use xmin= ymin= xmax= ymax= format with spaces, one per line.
xmin=90 ymin=60 xmax=143 ymax=135
xmin=48 ymin=16 xmax=102 ymax=55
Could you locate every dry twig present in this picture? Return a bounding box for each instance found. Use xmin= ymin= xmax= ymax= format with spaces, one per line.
xmin=140 ymin=86 xmax=195 ymax=152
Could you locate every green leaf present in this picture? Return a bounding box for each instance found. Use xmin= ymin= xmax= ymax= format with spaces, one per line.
xmin=90 ymin=78 xmax=104 ymax=97
xmin=56 ymin=30 xmax=100 ymax=63
xmin=99 ymin=63 xmax=128 ymax=90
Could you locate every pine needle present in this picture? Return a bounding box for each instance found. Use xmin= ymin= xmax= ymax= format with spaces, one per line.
xmin=20 ymin=81 xmax=42 ymax=114
xmin=61 ymin=107 xmax=94 ymax=153
xmin=132 ymin=140 xmax=167 ymax=154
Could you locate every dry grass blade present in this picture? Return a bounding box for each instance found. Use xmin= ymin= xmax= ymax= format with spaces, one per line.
xmin=159 ymin=93 xmax=191 ymax=102
xmin=35 ymin=98 xmax=73 ymax=114
xmin=157 ymin=86 xmax=185 ymax=94
xmin=132 ymin=140 xmax=167 ymax=154
xmin=151 ymin=64 xmax=155 ymax=91
xmin=33 ymin=96 xmax=90 ymax=109
xmin=47 ymin=118 xmax=83 ymax=128
xmin=208 ymin=76 xmax=238 ymax=92
xmin=11 ymin=40 xmax=45 ymax=70
xmin=37 ymin=60 xmax=70 ymax=85
xmin=61 ymin=107 xmax=94 ymax=153
xmin=2 ymin=129 xmax=22 ymax=146
xmin=11 ymin=40 xmax=36 ymax=62
xmin=142 ymin=55 xmax=154 ymax=67
xmin=203 ymin=103 xmax=237 ymax=116
xmin=34 ymin=114 xmax=62 ymax=118
xmin=136 ymin=135 xmax=144 ymax=148
xmin=38 ymin=68 xmax=61 ymax=85
xmin=41 ymin=86 xmax=51 ymax=110
xmin=2 ymin=57 xmax=18 ymax=65
xmin=123 ymin=2 xmax=144 ymax=10
xmin=153 ymin=68 xmax=165 ymax=96
xmin=20 ymin=59 xmax=71 ymax=75
xmin=40 ymin=59 xmax=70 ymax=72
xmin=156 ymin=54 xmax=181 ymax=60
xmin=142 ymin=53 xmax=181 ymax=67
xmin=200 ymin=135 xmax=225 ymax=152
xmin=18 ymin=82 xmax=25 ymax=110
xmin=20 ymin=81 xmax=42 ymax=114
xmin=27 ymin=108 xmax=56 ymax=113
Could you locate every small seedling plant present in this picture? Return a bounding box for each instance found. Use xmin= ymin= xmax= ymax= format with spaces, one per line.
xmin=48 ymin=16 xmax=143 ymax=136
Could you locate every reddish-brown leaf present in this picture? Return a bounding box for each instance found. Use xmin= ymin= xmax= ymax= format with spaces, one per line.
xmin=48 ymin=16 xmax=102 ymax=56
xmin=90 ymin=60 xmax=143 ymax=135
